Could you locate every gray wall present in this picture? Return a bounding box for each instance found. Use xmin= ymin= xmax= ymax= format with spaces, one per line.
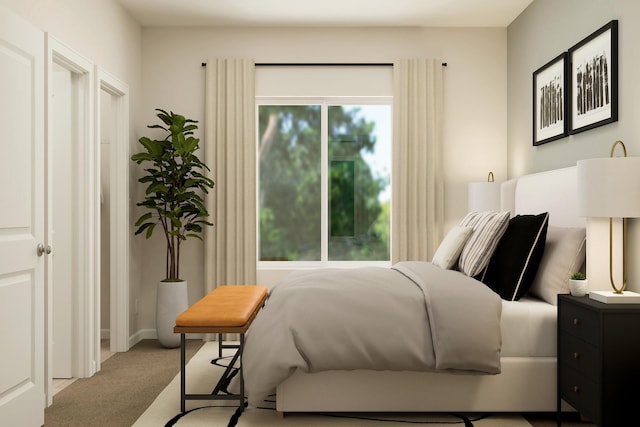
xmin=508 ymin=0 xmax=640 ymax=292
xmin=507 ymin=0 xmax=640 ymax=178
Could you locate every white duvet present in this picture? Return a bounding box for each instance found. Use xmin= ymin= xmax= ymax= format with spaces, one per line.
xmin=242 ymin=261 xmax=502 ymax=406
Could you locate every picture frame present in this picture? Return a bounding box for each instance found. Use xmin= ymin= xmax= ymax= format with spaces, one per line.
xmin=568 ymin=20 xmax=618 ymax=134
xmin=533 ymin=53 xmax=568 ymax=146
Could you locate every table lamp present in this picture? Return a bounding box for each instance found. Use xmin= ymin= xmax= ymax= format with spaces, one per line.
xmin=577 ymin=140 xmax=640 ymax=303
xmin=468 ymin=171 xmax=501 ymax=212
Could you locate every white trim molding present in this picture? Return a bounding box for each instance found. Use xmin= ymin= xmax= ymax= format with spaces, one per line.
xmin=96 ymin=68 xmax=130 ymax=354
xmin=45 ymin=33 xmax=95 ymax=405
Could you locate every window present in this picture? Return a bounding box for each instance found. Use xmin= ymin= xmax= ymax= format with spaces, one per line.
xmin=258 ymin=99 xmax=391 ymax=264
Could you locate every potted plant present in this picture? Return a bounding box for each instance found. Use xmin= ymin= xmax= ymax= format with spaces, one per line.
xmin=131 ymin=109 xmax=215 ymax=347
xmin=569 ymin=272 xmax=588 ymax=297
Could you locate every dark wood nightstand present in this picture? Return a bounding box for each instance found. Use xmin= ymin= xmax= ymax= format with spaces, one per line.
xmin=557 ymin=294 xmax=640 ymax=426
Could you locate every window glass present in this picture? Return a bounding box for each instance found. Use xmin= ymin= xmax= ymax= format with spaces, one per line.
xmin=328 ymin=105 xmax=390 ymax=261
xmin=258 ymin=101 xmax=390 ymax=262
xmin=259 ymin=105 xmax=321 ymax=261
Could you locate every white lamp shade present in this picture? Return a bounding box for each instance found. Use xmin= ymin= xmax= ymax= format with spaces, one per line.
xmin=468 ymin=182 xmax=501 ymax=212
xmin=577 ymin=156 xmax=640 ymax=218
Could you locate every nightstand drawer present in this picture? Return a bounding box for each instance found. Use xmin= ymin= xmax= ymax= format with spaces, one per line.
xmin=560 ymin=368 xmax=600 ymax=424
xmin=558 ymin=331 xmax=600 ymax=381
xmin=559 ymin=300 xmax=599 ymax=345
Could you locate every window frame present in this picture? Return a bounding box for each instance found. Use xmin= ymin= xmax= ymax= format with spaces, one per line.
xmin=256 ymin=96 xmax=393 ymax=269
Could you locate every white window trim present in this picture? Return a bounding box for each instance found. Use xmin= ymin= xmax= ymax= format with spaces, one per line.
xmin=256 ymin=96 xmax=392 ymax=269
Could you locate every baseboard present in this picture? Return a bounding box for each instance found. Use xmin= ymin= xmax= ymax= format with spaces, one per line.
xmin=128 ymin=329 xmax=156 ymax=348
xmin=128 ymin=329 xmax=206 ymax=348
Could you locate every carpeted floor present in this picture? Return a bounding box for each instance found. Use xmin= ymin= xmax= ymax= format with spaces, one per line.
xmin=45 ymin=339 xmax=593 ymax=427
xmin=44 ymin=339 xmax=204 ymax=427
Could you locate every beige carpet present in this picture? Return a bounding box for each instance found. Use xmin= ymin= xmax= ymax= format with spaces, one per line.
xmin=45 ymin=339 xmax=204 ymax=427
xmin=134 ymin=342 xmax=533 ymax=426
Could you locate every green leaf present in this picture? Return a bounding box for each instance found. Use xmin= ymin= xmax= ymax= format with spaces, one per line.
xmin=183 ymin=124 xmax=198 ymax=134
xmin=134 ymin=221 xmax=154 ymax=236
xmin=170 ymin=216 xmax=181 ymax=228
xmin=138 ymin=137 xmax=164 ymax=156
xmin=134 ymin=212 xmax=153 ymax=227
xmin=146 ymin=183 xmax=168 ymax=194
xmin=145 ymin=223 xmax=156 ymax=238
xmin=184 ymin=137 xmax=199 ymax=153
xmin=155 ymin=109 xmax=172 ymax=126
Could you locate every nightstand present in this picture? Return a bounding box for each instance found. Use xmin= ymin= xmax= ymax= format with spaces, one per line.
xmin=557 ymin=294 xmax=640 ymax=426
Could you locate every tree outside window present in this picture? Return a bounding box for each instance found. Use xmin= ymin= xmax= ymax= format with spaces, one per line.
xmin=258 ymin=101 xmax=390 ymax=262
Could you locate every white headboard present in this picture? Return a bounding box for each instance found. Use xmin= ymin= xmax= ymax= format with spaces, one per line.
xmin=500 ymin=166 xmax=585 ymax=228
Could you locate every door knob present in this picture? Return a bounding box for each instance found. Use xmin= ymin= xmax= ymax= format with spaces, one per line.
xmin=37 ymin=243 xmax=52 ymax=256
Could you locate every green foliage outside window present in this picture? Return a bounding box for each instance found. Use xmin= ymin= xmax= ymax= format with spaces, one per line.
xmin=258 ymin=104 xmax=390 ymax=262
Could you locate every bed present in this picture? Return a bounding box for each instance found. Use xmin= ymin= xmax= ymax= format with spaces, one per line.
xmin=244 ymin=166 xmax=587 ymax=414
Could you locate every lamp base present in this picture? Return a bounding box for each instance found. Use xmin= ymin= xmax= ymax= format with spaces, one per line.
xmin=589 ymin=290 xmax=640 ymax=304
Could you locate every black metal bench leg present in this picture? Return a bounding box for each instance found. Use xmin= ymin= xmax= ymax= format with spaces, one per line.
xmin=182 ymin=334 xmax=247 ymax=412
xmin=239 ymin=333 xmax=245 ymax=412
xmin=180 ymin=333 xmax=186 ymax=413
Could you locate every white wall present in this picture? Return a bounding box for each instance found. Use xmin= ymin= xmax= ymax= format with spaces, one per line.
xmin=138 ymin=26 xmax=508 ymax=330
xmin=0 ymin=0 xmax=140 ymax=87
xmin=507 ymin=0 xmax=640 ymax=292
xmin=0 ymin=0 xmax=144 ymax=337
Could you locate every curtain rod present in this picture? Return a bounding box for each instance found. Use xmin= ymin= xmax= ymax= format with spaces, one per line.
xmin=201 ymin=62 xmax=447 ymax=67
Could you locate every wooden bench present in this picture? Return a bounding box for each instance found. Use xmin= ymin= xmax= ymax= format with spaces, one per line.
xmin=174 ymin=285 xmax=268 ymax=413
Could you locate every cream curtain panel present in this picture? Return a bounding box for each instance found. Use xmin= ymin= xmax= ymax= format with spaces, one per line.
xmin=392 ymin=59 xmax=444 ymax=263
xmin=204 ymin=59 xmax=257 ymax=293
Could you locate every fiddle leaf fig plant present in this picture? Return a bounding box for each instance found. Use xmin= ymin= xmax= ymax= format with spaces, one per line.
xmin=131 ymin=109 xmax=214 ymax=281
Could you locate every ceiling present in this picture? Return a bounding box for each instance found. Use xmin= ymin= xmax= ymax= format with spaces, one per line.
xmin=118 ymin=0 xmax=534 ymax=28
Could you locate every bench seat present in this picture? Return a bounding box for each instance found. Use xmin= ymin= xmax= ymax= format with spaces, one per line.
xmin=174 ymin=285 xmax=268 ymax=333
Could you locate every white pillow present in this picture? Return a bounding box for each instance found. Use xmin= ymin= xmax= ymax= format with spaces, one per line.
xmin=529 ymin=226 xmax=586 ymax=304
xmin=458 ymin=211 xmax=511 ymax=277
xmin=432 ymin=226 xmax=473 ymax=269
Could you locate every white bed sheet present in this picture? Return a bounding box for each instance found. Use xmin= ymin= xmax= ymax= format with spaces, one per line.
xmin=500 ymin=296 xmax=557 ymax=357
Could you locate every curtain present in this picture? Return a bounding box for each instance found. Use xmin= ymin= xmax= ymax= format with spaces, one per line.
xmin=392 ymin=59 xmax=444 ymax=263
xmin=204 ymin=59 xmax=257 ymax=293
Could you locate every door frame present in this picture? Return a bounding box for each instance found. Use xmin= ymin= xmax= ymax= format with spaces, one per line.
xmin=44 ymin=36 xmax=131 ymax=406
xmin=96 ymin=68 xmax=130 ymax=354
xmin=45 ymin=34 xmax=96 ymax=405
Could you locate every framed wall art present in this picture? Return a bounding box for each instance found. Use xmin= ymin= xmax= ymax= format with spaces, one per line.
xmin=533 ymin=53 xmax=568 ymax=146
xmin=568 ymin=20 xmax=618 ymax=134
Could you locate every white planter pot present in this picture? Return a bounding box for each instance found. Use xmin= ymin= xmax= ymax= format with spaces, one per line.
xmin=156 ymin=280 xmax=189 ymax=348
xmin=569 ymin=279 xmax=588 ymax=297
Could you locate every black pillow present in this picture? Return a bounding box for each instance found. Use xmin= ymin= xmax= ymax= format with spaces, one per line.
xmin=482 ymin=212 xmax=549 ymax=301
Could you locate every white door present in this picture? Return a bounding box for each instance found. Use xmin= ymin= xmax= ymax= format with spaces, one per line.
xmin=0 ymin=6 xmax=46 ymax=427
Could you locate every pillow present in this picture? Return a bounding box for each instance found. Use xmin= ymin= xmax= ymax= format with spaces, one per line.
xmin=432 ymin=226 xmax=473 ymax=269
xmin=482 ymin=213 xmax=549 ymax=301
xmin=529 ymin=226 xmax=586 ymax=304
xmin=457 ymin=211 xmax=511 ymax=277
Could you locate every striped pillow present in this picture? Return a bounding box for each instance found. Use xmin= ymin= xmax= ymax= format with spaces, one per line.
xmin=458 ymin=211 xmax=510 ymax=277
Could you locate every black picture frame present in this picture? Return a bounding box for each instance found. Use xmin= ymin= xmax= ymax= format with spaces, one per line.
xmin=533 ymin=53 xmax=568 ymax=146
xmin=568 ymin=20 xmax=618 ymax=134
